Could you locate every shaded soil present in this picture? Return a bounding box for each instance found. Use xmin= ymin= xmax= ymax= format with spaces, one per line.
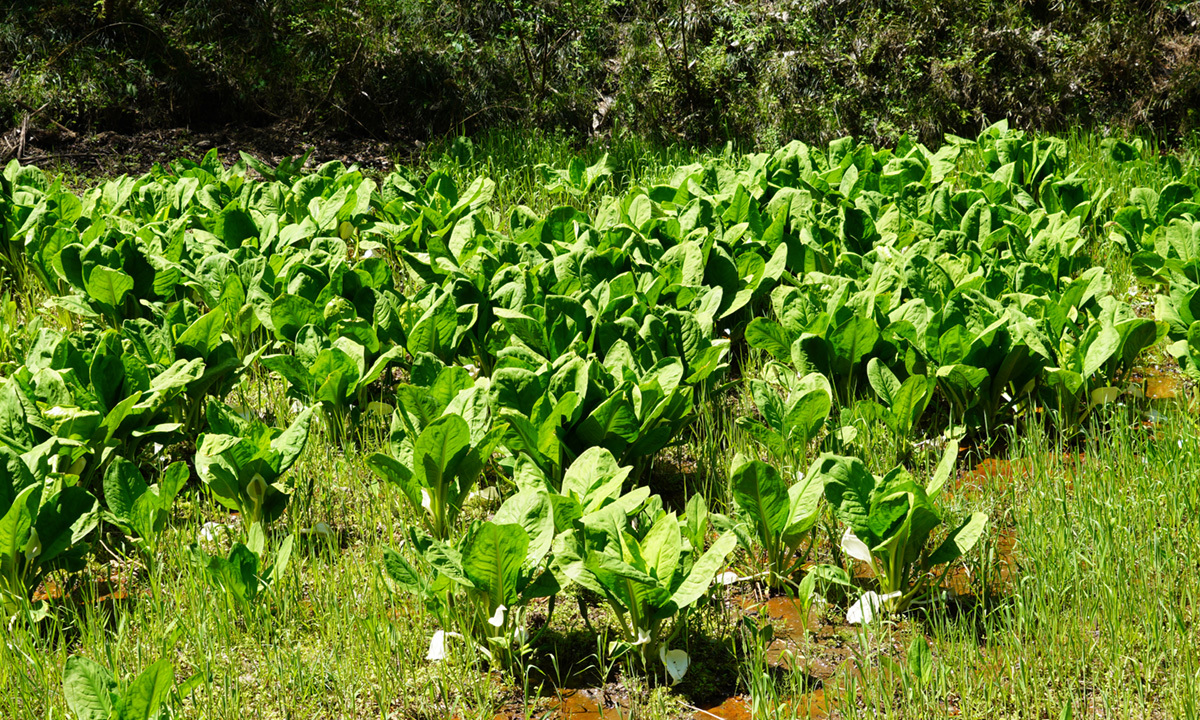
xmin=1 ymin=121 xmax=405 ymax=178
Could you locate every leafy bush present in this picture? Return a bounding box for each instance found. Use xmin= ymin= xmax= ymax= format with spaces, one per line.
xmin=3 ymin=2 xmax=1200 ymax=144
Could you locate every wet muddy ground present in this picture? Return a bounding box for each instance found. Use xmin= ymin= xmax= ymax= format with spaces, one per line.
xmin=476 ymin=533 xmax=1020 ymax=720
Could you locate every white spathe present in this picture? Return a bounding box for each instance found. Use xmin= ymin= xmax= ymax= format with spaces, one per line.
xmin=846 ymin=591 xmax=901 ymax=625
xmin=426 ymin=630 xmax=463 ymax=661
xmin=659 ymin=645 xmax=689 ymax=684
xmin=840 ymin=528 xmax=874 ymax=566
xmin=488 ymin=605 xmax=507 ymax=627
xmin=198 ymin=521 xmax=223 ymax=544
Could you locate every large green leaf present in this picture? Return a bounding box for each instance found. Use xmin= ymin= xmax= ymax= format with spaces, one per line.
xmin=782 ymin=468 xmax=826 ymax=548
xmin=62 ymin=656 xmax=115 ymax=720
xmin=748 ymin=379 xmax=786 ymax=434
xmin=117 ymin=659 xmax=174 ymax=720
xmin=413 ymin=415 xmax=472 ymax=520
xmin=270 ymin=294 xmax=321 ymax=342
xmin=889 ymin=374 xmax=933 ymax=435
xmin=815 ymin=454 xmax=878 ymax=543
xmin=561 ymin=446 xmax=630 ymax=505
xmin=784 ymin=380 xmax=832 ymax=444
xmin=103 ymin=457 xmax=149 ymax=521
xmin=382 ymin=546 xmax=424 ymax=593
xmin=269 ymin=406 xmax=315 ymax=475
xmin=829 ymin=315 xmax=879 ymax=375
xmin=147 ymin=359 xmax=205 ymax=395
xmin=1081 ymin=323 xmax=1120 ymax=379
xmin=0 ymin=484 xmax=38 ymax=587
xmin=462 ymin=521 xmax=528 ymax=609
xmin=494 ymin=489 xmax=555 ymax=567
xmin=175 ymin=307 xmax=226 ymax=359
xmin=407 ymin=291 xmax=461 ymax=360
xmin=926 ymin=511 xmax=988 ymax=567
xmin=89 ymin=331 xmax=126 ymax=412
xmin=866 ymin=358 xmax=901 ymax=406
xmin=35 ymin=486 xmax=100 ymax=564
xmin=584 ymin=550 xmax=661 ymax=615
xmin=575 ymin=390 xmax=639 ymax=448
xmin=85 ymin=265 xmax=134 ymax=314
xmin=366 ymin=453 xmax=418 ymax=507
xmin=730 ymin=455 xmax=790 ymax=541
xmin=639 ymin=512 xmax=681 ymax=585
xmin=667 ymin=532 xmax=737 ymax=610
xmin=745 ymin=319 xmax=793 ymax=362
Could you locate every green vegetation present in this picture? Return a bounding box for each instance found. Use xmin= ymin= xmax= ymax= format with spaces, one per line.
xmin=2 ymin=125 xmax=1200 ymax=719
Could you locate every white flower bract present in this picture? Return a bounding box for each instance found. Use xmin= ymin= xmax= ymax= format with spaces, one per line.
xmin=488 ymin=605 xmax=507 ymax=627
xmin=426 ymin=630 xmax=447 ymax=661
xmin=425 ymin=630 xmax=462 ymax=661
xmin=840 ymin=528 xmax=874 ymax=566
xmin=198 ymin=521 xmax=224 ymax=544
xmin=846 ymin=590 xmax=901 ymax=625
xmin=658 ymin=645 xmax=689 ymax=684
xmin=632 ymin=627 xmax=651 ymax=646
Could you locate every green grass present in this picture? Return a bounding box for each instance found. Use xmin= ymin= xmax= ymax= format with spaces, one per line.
xmin=4 ymin=132 xmax=1200 ymax=720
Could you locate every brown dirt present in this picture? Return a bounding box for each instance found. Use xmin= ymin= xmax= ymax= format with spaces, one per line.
xmin=32 ymin=560 xmax=138 ymax=607
xmin=2 ymin=121 xmax=404 ymax=178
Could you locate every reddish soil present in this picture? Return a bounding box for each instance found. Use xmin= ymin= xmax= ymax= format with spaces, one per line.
xmin=949 ymin=454 xmax=1088 ymax=499
xmin=488 ymin=687 xmax=629 ymax=720
xmin=32 ymin=563 xmax=136 ymax=606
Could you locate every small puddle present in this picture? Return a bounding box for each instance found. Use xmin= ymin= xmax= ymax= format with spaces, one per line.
xmin=1129 ymin=364 xmax=1187 ymax=401
xmin=755 ymin=596 xmax=823 ymax=638
xmin=739 ymin=595 xmax=837 ymax=671
xmin=697 ymin=696 xmax=752 ymax=720
xmin=32 ymin=572 xmax=132 ymax=605
xmin=730 ymin=591 xmax=854 ymax=719
xmin=696 ymin=689 xmax=831 ymax=720
xmin=943 ymin=528 xmax=1017 ymax=597
xmin=32 ymin=579 xmax=65 ymax=602
xmin=1145 ymin=375 xmax=1183 ymax=400
xmin=953 ymin=454 xmax=1088 ymax=499
xmin=546 ymin=689 xmax=624 ymax=720
xmin=791 ymin=688 xmax=833 ymax=718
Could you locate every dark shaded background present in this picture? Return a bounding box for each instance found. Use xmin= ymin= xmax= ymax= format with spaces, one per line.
xmin=3 ymin=0 xmax=1199 ymax=150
